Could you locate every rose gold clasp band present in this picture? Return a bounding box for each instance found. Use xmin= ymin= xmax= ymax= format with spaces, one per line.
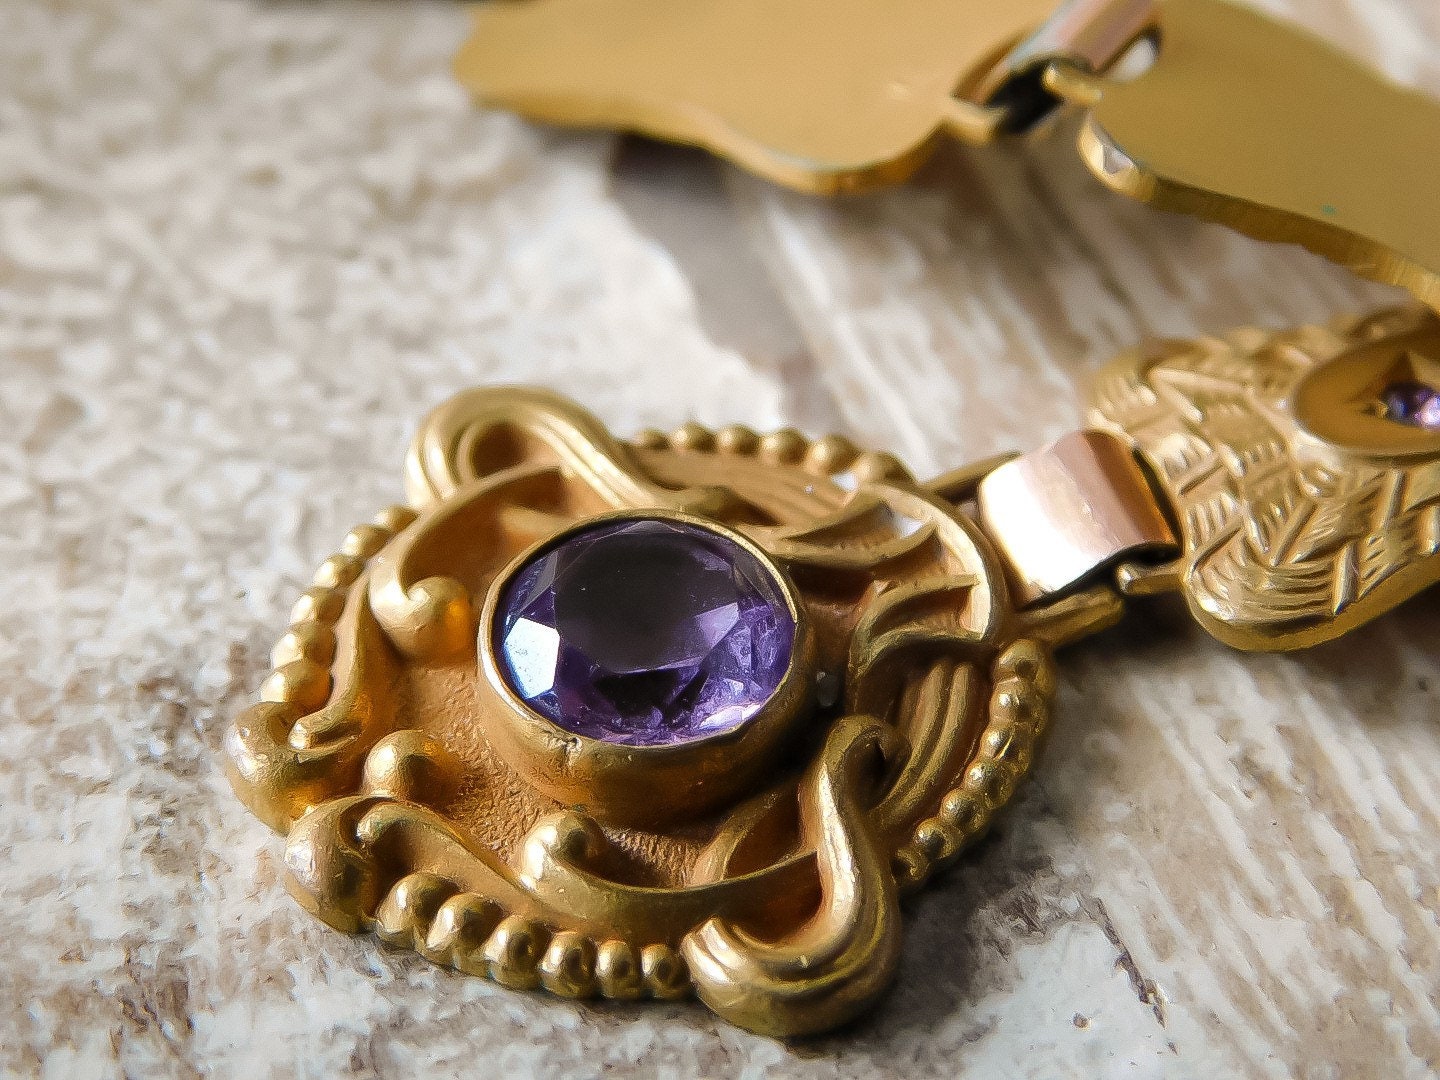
xmin=975 ymin=430 xmax=1177 ymax=606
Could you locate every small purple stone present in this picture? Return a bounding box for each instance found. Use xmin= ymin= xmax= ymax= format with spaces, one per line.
xmin=1381 ymin=380 xmax=1440 ymax=430
xmin=494 ymin=518 xmax=795 ymax=747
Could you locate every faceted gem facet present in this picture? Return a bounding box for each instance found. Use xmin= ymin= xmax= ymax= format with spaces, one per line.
xmin=493 ymin=518 xmax=795 ymax=746
xmin=1381 ymin=380 xmax=1440 ymax=430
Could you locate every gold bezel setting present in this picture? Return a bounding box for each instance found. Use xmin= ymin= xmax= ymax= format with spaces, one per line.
xmin=477 ymin=509 xmax=820 ymax=828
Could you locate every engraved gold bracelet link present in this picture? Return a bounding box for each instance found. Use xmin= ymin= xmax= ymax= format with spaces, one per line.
xmin=974 ymin=308 xmax=1440 ymax=648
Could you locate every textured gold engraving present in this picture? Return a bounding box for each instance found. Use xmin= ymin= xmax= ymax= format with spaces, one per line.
xmin=1090 ymin=306 xmax=1440 ymax=649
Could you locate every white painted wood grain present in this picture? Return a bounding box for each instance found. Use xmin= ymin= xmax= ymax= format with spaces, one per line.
xmin=1 ymin=0 xmax=1436 ymax=1077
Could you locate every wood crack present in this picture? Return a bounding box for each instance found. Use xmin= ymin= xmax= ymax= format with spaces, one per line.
xmin=1085 ymin=897 xmax=1168 ymax=1030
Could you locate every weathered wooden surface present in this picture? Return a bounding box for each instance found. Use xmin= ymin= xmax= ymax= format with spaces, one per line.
xmin=2 ymin=0 xmax=1438 ymax=1076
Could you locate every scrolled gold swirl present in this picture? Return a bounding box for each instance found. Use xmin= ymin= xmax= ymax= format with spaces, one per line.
xmin=681 ymin=716 xmax=906 ymax=1036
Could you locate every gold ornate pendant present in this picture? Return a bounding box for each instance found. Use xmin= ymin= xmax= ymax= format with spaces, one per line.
xmin=226 ymin=306 xmax=1440 ymax=1036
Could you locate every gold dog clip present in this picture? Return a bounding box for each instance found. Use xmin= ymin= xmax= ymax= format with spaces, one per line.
xmin=455 ymin=0 xmax=1440 ymax=308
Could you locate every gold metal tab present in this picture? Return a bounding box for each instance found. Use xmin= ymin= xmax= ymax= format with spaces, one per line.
xmin=456 ymin=0 xmax=1440 ymax=307
xmin=454 ymin=0 xmax=1061 ymax=193
xmin=1059 ymin=0 xmax=1440 ymax=310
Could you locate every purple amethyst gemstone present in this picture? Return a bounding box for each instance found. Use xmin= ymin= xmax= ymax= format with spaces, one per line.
xmin=1381 ymin=380 xmax=1440 ymax=430
xmin=494 ymin=518 xmax=795 ymax=746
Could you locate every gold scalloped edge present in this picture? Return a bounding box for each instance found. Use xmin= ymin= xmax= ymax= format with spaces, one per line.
xmin=891 ymin=639 xmax=1056 ymax=895
xmin=236 ymin=490 xmax=693 ymax=997
xmin=632 ymin=422 xmax=914 ymax=485
xmin=364 ymin=871 xmax=693 ymax=1001
xmin=258 ymin=505 xmax=418 ymax=709
xmin=227 ymin=504 xmax=421 ymax=831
